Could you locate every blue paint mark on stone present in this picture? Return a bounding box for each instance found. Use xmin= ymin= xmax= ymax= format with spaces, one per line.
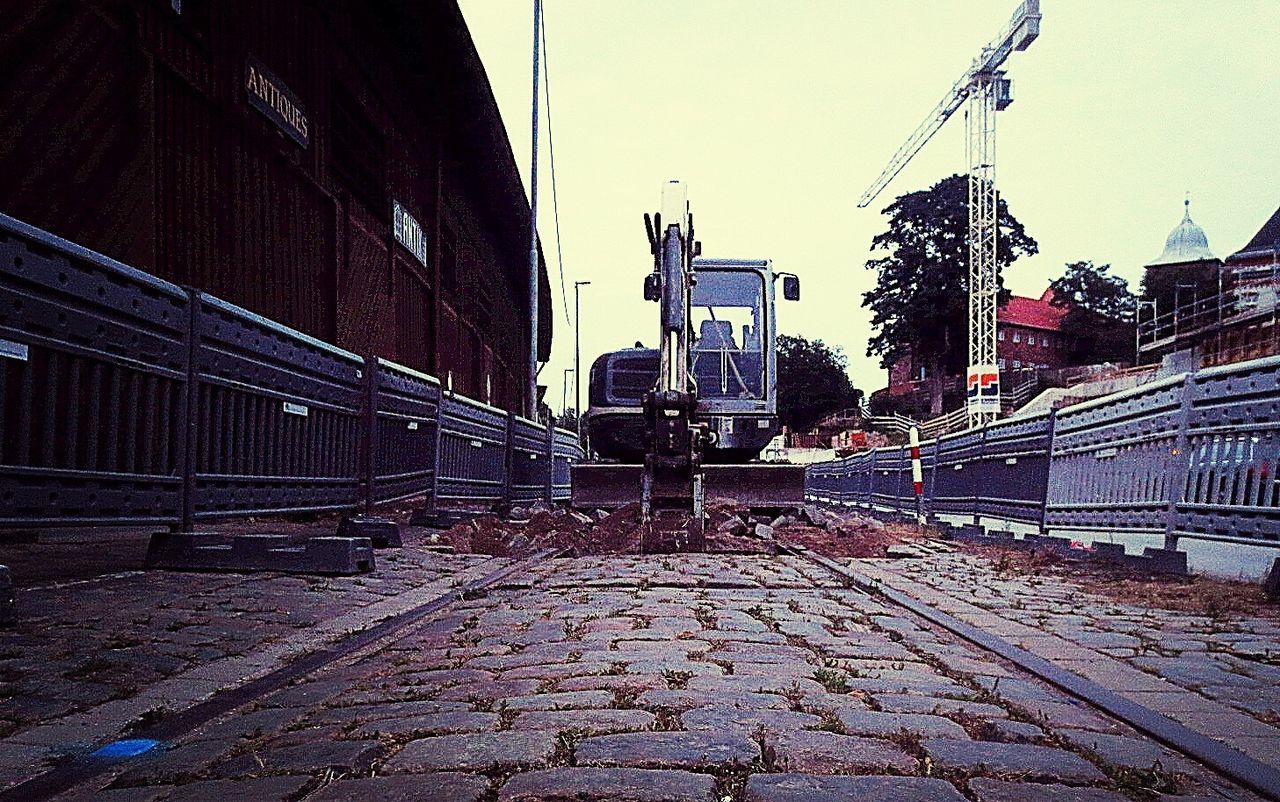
xmin=90 ymin=738 xmax=161 ymax=759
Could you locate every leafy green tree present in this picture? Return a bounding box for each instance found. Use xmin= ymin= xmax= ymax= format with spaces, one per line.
xmin=863 ymin=174 xmax=1038 ymax=415
xmin=1049 ymin=261 xmax=1138 ymax=364
xmin=777 ymin=334 xmax=861 ymax=432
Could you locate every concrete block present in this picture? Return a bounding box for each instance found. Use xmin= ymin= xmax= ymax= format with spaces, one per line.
xmin=0 ymin=565 xmax=14 ymax=627
xmin=145 ymin=532 xmax=374 ymax=575
xmin=1264 ymin=557 xmax=1280 ymax=601
xmin=1141 ymin=547 xmax=1188 ymax=576
xmin=337 ymin=515 xmax=402 ymax=548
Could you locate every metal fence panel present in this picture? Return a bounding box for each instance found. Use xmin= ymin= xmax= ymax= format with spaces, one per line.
xmin=1175 ymin=356 xmax=1280 ymax=544
xmin=510 ymin=415 xmax=550 ymax=504
xmin=0 ymin=213 xmax=190 ymax=525
xmin=976 ymin=413 xmax=1052 ymax=524
xmin=368 ymin=357 xmax=440 ymax=507
xmin=436 ymin=394 xmax=508 ymax=505
xmin=1044 ymin=373 xmax=1185 ymax=532
xmin=551 ymin=427 xmax=581 ymax=501
xmin=190 ymin=293 xmax=363 ymax=519
xmin=931 ymin=427 xmax=983 ymax=518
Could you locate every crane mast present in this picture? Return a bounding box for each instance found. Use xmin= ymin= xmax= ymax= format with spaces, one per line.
xmin=859 ymin=0 xmax=1041 ymax=427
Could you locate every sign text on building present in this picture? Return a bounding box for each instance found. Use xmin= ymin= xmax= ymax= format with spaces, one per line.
xmin=245 ymin=57 xmax=309 ymax=147
xmin=393 ymin=200 xmax=428 ymax=267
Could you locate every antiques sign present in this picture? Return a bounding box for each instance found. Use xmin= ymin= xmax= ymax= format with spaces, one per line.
xmin=245 ymin=57 xmax=309 ymax=147
xmin=393 ymin=201 xmax=428 ymax=267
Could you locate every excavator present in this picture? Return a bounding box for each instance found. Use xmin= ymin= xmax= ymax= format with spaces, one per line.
xmin=571 ymin=181 xmax=806 ymax=552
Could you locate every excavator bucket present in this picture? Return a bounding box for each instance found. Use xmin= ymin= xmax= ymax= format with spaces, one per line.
xmin=571 ymin=463 xmax=807 ymax=512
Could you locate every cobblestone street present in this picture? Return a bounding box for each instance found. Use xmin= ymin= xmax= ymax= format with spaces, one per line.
xmin=6 ymin=544 xmax=1275 ymax=801
xmin=857 ymin=549 xmax=1280 ymax=769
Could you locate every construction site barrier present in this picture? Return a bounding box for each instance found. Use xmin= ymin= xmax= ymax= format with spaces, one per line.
xmin=807 ymin=356 xmax=1280 ymax=550
xmin=0 ymin=213 xmax=583 ymax=529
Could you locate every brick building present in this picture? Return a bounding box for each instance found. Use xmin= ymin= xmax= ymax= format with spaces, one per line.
xmin=0 ymin=0 xmax=550 ymax=415
xmin=887 ymin=288 xmax=1077 ymax=395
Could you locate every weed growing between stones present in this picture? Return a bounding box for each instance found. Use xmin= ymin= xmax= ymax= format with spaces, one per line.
xmin=663 ymin=669 xmax=694 ymax=690
xmin=609 ymin=687 xmax=641 ymax=709
xmin=495 ymin=703 xmax=517 ymax=730
xmin=652 ymin=706 xmax=681 ymax=731
xmin=812 ymin=667 xmax=851 ymax=694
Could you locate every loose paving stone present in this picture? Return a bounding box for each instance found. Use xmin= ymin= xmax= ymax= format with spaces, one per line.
xmin=744 ymin=773 xmax=968 ymax=802
xmin=498 ymin=767 xmax=717 ymax=802
xmin=681 ymin=705 xmax=822 ymax=733
xmin=354 ymin=711 xmax=499 ymax=737
xmin=212 ymin=738 xmax=381 ymax=778
xmin=513 ymin=708 xmax=656 ymax=735
xmin=1054 ymin=729 xmax=1193 ymax=771
xmin=307 ymin=773 xmax=490 ymax=802
xmin=575 ymin=731 xmax=758 ymax=770
xmin=310 ymin=699 xmax=472 ymax=724
xmin=504 ymin=690 xmax=615 ymax=711
xmin=769 ymin=729 xmax=918 ymax=774
xmin=874 ymin=695 xmax=1009 ymax=718
xmin=921 ymin=739 xmax=1106 ymax=782
xmin=836 ymin=709 xmax=970 ymax=739
xmin=636 ymin=689 xmax=789 ymax=711
xmin=150 ymin=776 xmax=311 ymax=802
xmin=387 ymin=731 xmax=557 ymax=772
xmin=967 ymin=778 xmax=1129 ymax=802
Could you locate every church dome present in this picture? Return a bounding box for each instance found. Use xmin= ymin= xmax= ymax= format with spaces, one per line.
xmin=1148 ymin=198 xmax=1216 ymax=266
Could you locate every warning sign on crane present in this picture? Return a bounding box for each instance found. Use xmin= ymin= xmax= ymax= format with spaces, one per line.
xmin=966 ymin=365 xmax=1001 ymax=414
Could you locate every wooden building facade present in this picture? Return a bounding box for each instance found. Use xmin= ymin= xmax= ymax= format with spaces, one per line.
xmin=0 ymin=0 xmax=551 ymax=414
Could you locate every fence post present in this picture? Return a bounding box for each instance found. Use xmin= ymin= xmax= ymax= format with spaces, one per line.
xmin=1163 ymin=373 xmax=1196 ymax=550
xmin=502 ymin=411 xmax=515 ymax=507
xmin=360 ymin=356 xmax=377 ymax=516
xmin=179 ymin=290 xmax=201 ymax=532
xmin=867 ymin=448 xmax=878 ymax=510
xmin=429 ymin=384 xmax=443 ymax=511
xmin=927 ymin=439 xmax=939 ymax=520
xmin=544 ymin=416 xmax=554 ymax=504
xmin=1038 ymin=408 xmax=1058 ymax=534
xmin=973 ymin=424 xmax=988 ymax=526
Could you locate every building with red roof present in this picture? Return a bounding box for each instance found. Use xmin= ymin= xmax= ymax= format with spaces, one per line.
xmin=887 ymin=287 xmax=1079 ymax=399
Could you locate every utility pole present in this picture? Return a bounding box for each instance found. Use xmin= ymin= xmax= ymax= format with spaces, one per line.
xmin=562 ymin=367 xmax=573 ymax=424
xmin=525 ymin=0 xmax=542 ymax=419
xmin=574 ymin=280 xmax=591 ymax=433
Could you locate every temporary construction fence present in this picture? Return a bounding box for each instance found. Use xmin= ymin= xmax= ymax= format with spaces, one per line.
xmin=0 ymin=212 xmax=582 ymax=530
xmin=807 ymin=354 xmax=1280 ymax=550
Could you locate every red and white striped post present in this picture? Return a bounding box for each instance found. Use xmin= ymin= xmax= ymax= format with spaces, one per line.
xmin=909 ymin=425 xmax=924 ymax=524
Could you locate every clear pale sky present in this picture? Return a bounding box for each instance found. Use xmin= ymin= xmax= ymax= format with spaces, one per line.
xmin=458 ymin=1 xmax=1280 ymax=413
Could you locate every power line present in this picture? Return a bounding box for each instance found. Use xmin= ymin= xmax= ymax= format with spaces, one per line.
xmin=539 ymin=2 xmax=571 ymax=327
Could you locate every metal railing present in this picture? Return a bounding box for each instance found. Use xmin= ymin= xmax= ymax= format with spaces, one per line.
xmin=807 ymin=355 xmax=1280 ymax=549
xmin=0 ymin=213 xmax=582 ymax=529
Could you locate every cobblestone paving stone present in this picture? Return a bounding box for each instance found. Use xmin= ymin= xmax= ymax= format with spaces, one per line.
xmin=23 ymin=553 xmax=1265 ymax=801
xmin=0 ymin=544 xmax=495 ymax=786
xmin=862 ymin=550 xmax=1280 ymax=767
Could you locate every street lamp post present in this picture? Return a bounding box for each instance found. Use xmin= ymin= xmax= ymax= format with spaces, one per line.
xmin=561 ymin=368 xmax=574 ymax=426
xmin=574 ymin=281 xmax=591 ymax=434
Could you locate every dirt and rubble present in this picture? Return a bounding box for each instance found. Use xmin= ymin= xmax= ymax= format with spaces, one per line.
xmin=958 ymin=542 xmax=1280 ymax=619
xmin=434 ymin=500 xmax=927 ymax=559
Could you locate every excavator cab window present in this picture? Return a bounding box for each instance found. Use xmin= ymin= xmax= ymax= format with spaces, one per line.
xmin=691 ymin=270 xmax=765 ymax=400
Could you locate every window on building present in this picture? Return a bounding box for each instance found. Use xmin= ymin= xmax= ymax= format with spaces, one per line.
xmin=1013 ymin=359 xmax=1021 ymax=368
xmin=998 ymin=329 xmax=1005 ymax=341
xmin=1042 ymin=335 xmax=1050 ymax=347
xmin=1012 ymin=331 xmax=1021 ymax=343
xmin=997 ymin=358 xmax=1006 ymax=369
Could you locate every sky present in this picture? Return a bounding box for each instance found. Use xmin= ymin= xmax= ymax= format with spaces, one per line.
xmin=458 ymin=0 xmax=1280 ymax=413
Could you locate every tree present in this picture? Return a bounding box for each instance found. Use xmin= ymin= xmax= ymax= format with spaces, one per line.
xmin=863 ymin=174 xmax=1038 ymax=415
xmin=777 ymin=334 xmax=860 ymax=432
xmin=1049 ymin=261 xmax=1138 ymax=364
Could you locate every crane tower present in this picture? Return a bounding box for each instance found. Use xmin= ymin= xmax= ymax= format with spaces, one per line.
xmin=859 ymin=0 xmax=1041 ymax=427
